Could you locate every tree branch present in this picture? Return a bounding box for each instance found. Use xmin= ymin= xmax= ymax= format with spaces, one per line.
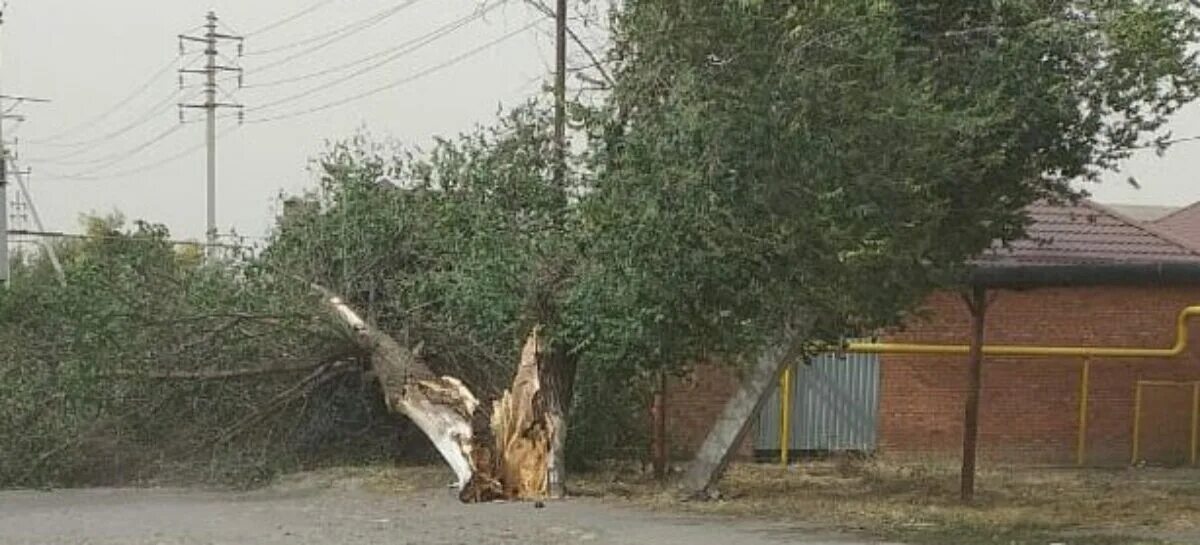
xmin=97 ymin=360 xmax=347 ymax=381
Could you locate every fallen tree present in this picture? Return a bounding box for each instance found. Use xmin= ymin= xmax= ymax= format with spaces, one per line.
xmin=317 ymin=286 xmax=568 ymax=502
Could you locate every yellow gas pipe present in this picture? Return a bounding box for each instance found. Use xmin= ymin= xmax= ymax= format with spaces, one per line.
xmin=1191 ymin=383 xmax=1200 ymax=466
xmin=775 ymin=305 xmax=1200 ymax=467
xmin=1078 ymin=358 xmax=1091 ymax=467
xmin=843 ymin=303 xmax=1200 ymax=358
xmin=779 ymin=363 xmax=792 ymax=467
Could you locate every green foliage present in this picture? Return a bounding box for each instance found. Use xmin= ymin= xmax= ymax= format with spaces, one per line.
xmin=262 ymin=105 xmax=566 ymax=396
xmin=0 ymin=218 xmax=373 ymax=488
xmin=573 ymin=0 xmax=1200 ymax=371
xmin=4 ymin=0 xmax=1198 ymax=486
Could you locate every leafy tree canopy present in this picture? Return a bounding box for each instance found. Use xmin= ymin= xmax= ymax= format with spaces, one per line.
xmin=572 ymin=0 xmax=1200 ymax=373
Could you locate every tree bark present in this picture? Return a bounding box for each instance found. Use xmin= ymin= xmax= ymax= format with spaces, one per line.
xmin=464 ymin=325 xmax=571 ymax=501
xmin=318 ymin=289 xmax=479 ymax=490
xmin=678 ymin=323 xmax=810 ymax=499
xmin=99 ymin=361 xmax=330 ymax=381
xmin=540 ymin=340 xmax=576 ymax=498
xmin=316 ymin=285 xmax=566 ymax=502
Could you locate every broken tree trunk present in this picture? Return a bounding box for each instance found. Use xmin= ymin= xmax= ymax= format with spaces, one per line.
xmin=465 ymin=325 xmax=574 ymax=500
xmin=538 ymin=336 xmax=577 ymax=498
xmin=319 ymin=289 xmax=479 ymax=490
xmin=677 ymin=323 xmax=810 ymax=499
xmin=316 ymin=285 xmax=567 ymax=502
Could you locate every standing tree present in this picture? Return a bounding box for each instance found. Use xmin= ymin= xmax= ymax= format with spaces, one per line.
xmin=579 ymin=0 xmax=1200 ymax=498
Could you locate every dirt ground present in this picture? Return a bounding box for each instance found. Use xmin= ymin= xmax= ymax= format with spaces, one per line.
xmin=0 ymin=468 xmax=890 ymax=545
xmin=574 ymin=461 xmax=1200 ymax=545
xmin=3 ymin=462 xmax=1196 ymax=545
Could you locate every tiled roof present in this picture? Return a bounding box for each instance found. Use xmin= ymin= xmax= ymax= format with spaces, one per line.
xmin=977 ymin=200 xmax=1200 ymax=267
xmin=1101 ymin=203 xmax=1180 ymax=223
xmin=1151 ymin=201 xmax=1200 ymax=252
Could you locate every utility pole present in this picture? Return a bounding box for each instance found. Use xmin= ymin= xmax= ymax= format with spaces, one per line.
xmin=553 ymin=0 xmax=567 ymax=193
xmin=0 ymin=5 xmax=44 ymax=288
xmin=179 ymin=11 xmax=242 ymax=255
xmin=542 ymin=0 xmax=569 ymax=500
xmin=1 ymin=2 xmax=8 ymax=289
xmin=11 ymin=159 xmax=66 ymax=286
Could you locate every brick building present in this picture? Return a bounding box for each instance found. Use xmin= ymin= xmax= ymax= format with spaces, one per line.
xmin=669 ymin=200 xmax=1200 ymax=466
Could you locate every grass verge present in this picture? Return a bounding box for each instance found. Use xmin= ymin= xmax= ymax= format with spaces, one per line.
xmin=571 ymin=459 xmax=1200 ymax=545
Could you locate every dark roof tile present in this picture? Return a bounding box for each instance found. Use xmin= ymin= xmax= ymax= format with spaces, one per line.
xmin=976 ymin=200 xmax=1200 ymax=267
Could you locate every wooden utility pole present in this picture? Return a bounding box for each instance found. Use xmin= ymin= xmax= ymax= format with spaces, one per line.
xmin=961 ymin=285 xmax=988 ymax=502
xmin=0 ymin=5 xmax=8 ymax=290
xmin=652 ymin=370 xmax=669 ymax=481
xmin=553 ymin=0 xmax=567 ymax=191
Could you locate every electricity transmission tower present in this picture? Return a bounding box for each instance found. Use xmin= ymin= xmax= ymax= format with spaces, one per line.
xmin=178 ymin=11 xmax=243 ymax=253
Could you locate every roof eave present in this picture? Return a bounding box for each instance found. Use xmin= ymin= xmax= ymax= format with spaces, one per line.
xmin=970 ymin=262 xmax=1200 ymax=289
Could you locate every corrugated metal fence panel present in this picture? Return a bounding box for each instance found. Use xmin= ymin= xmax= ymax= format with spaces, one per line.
xmin=757 ymin=374 xmax=784 ymax=451
xmin=755 ymin=352 xmax=880 ymax=452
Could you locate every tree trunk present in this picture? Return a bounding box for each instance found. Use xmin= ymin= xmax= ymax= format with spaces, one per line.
xmin=677 ymin=324 xmax=810 ymax=499
xmin=539 ymin=340 xmax=576 ymax=498
xmin=466 ymin=325 xmax=572 ymax=500
xmin=319 ymin=290 xmax=479 ymax=490
xmin=316 ymin=285 xmax=566 ymax=503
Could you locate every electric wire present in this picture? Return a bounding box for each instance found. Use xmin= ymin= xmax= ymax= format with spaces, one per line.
xmin=26 ymin=55 xmax=207 ymax=152
xmin=24 ymin=88 xmax=204 ymax=164
xmin=42 ymin=122 xmax=189 ymax=171
xmin=243 ymin=1 xmax=505 ymax=90
xmin=245 ymin=0 xmax=425 ymax=79
xmin=244 ymin=0 xmax=424 ymax=58
xmin=245 ymin=0 xmax=338 ymax=37
xmin=246 ymin=20 xmax=539 ymax=125
xmin=42 ymin=125 xmax=240 ymax=181
xmin=23 ymin=56 xmax=183 ymax=144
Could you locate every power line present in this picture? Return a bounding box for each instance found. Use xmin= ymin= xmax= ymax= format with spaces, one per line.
xmin=246 ymin=0 xmax=338 ymax=37
xmin=23 ymin=57 xmax=182 ymax=144
xmin=243 ymin=4 xmax=508 ymax=111
xmin=245 ymin=0 xmax=425 ymax=79
xmin=40 ymin=125 xmax=239 ymax=182
xmin=7 ymin=229 xmax=249 ymax=249
xmin=22 ymin=88 xmax=201 ymax=163
xmin=244 ymin=0 xmax=424 ymax=58
xmin=244 ymin=2 xmax=504 ymax=90
xmin=247 ymin=20 xmax=540 ymax=125
xmin=24 ymin=56 xmax=207 ymax=152
xmin=38 ymin=122 xmax=189 ymax=173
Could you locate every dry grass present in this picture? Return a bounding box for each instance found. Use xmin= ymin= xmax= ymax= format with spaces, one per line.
xmin=572 ymin=459 xmax=1200 ymax=545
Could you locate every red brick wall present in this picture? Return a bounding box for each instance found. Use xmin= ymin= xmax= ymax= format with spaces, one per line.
xmin=880 ymin=287 xmax=1200 ymax=466
xmin=665 ymin=365 xmax=754 ymax=460
xmin=664 ymin=286 xmax=1200 ymax=466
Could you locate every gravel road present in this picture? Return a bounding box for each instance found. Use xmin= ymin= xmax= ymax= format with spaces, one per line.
xmin=0 ymin=482 xmax=893 ymax=545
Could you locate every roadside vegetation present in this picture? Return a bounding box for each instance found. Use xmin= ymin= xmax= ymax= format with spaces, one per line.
xmin=2 ymin=5 xmax=1198 ymax=541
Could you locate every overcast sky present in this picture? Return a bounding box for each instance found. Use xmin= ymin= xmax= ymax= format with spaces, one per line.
xmin=4 ymin=0 xmax=1199 ymax=244
xmin=5 ymin=0 xmax=567 ymax=242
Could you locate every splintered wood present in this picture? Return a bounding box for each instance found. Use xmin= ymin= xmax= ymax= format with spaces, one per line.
xmin=461 ymin=326 xmax=555 ymax=502
xmin=317 ymin=286 xmax=558 ymax=503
